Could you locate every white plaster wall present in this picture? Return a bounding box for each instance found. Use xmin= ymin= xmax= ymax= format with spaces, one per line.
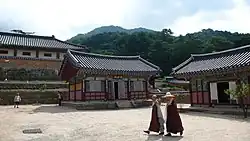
xmin=17 ymin=49 xmax=36 ymax=57
xmin=60 ymin=53 xmax=65 ymax=60
xmin=38 ymin=51 xmax=57 ymax=59
xmin=134 ymin=81 xmax=143 ymax=91
xmin=85 ymin=77 xmax=106 ymax=81
xmin=89 ymin=80 xmax=101 ymax=91
xmin=0 ymin=48 xmax=14 ymax=56
xmin=210 ymin=82 xmax=218 ymax=103
xmin=229 ymin=81 xmax=238 ymax=103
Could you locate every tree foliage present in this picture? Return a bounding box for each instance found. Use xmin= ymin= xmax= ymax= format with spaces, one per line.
xmin=225 ymin=83 xmax=250 ymax=99
xmin=68 ymin=28 xmax=250 ymax=76
xmin=224 ymin=83 xmax=250 ymax=118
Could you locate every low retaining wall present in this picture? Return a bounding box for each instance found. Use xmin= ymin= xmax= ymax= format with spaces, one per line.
xmin=149 ymin=92 xmax=190 ymax=104
xmin=0 ymin=91 xmax=67 ymax=105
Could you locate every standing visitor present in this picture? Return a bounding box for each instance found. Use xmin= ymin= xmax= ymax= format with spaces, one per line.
xmin=163 ymin=92 xmax=184 ymax=136
xmin=144 ymin=95 xmax=164 ymax=135
xmin=57 ymin=92 xmax=62 ymax=106
xmin=14 ymin=93 xmax=21 ymax=108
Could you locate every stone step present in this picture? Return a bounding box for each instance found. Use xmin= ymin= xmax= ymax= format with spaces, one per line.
xmin=214 ymin=105 xmax=240 ymax=109
xmin=115 ymin=100 xmax=134 ymax=109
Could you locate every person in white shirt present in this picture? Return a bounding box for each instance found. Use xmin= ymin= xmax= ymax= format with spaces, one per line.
xmin=14 ymin=93 xmax=21 ymax=108
xmin=144 ymin=95 xmax=165 ymax=135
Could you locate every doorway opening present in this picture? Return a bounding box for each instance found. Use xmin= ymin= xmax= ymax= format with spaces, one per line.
xmin=114 ymin=82 xmax=119 ymax=99
xmin=217 ymin=82 xmax=230 ymax=103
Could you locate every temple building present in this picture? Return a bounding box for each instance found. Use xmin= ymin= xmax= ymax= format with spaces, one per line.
xmin=59 ymin=50 xmax=161 ymax=101
xmin=171 ymin=45 xmax=250 ymax=106
xmin=0 ymin=31 xmax=87 ymax=80
xmin=165 ymin=76 xmax=190 ymax=90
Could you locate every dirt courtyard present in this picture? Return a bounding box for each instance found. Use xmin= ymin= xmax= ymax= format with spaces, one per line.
xmin=0 ymin=105 xmax=250 ymax=141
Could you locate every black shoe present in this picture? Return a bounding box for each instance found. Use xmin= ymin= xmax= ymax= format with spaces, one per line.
xmin=159 ymin=132 xmax=164 ymax=135
xmin=180 ymin=131 xmax=183 ymax=136
xmin=144 ymin=130 xmax=150 ymax=134
xmin=165 ymin=133 xmax=171 ymax=136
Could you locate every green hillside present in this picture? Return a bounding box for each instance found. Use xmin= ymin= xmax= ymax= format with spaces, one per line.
xmin=67 ymin=28 xmax=250 ymax=75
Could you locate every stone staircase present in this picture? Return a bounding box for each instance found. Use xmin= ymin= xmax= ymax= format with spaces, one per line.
xmin=115 ymin=100 xmax=134 ymax=109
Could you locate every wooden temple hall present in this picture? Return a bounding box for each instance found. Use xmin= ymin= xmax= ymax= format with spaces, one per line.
xmin=59 ymin=50 xmax=161 ymax=101
xmin=171 ymin=45 xmax=250 ymax=106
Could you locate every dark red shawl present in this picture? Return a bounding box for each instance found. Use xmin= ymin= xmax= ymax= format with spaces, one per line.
xmin=166 ymin=100 xmax=184 ymax=134
xmin=148 ymin=104 xmax=160 ymax=132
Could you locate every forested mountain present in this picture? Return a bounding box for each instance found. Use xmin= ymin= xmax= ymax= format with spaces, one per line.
xmin=69 ymin=25 xmax=155 ymax=39
xmin=67 ymin=28 xmax=250 ymax=76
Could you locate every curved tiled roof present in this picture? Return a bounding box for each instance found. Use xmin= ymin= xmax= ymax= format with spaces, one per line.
xmin=172 ymin=44 xmax=250 ymax=75
xmin=68 ymin=50 xmax=160 ymax=72
xmin=0 ymin=32 xmax=87 ymax=50
xmin=59 ymin=50 xmax=161 ymax=77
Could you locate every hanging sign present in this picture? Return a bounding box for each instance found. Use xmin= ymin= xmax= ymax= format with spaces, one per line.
xmin=113 ymin=75 xmax=123 ymax=79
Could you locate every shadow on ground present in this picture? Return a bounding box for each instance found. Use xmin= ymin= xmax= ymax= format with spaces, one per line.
xmin=145 ymin=134 xmax=183 ymax=141
xmin=33 ymin=105 xmax=78 ymax=113
xmin=182 ymin=112 xmax=250 ymax=122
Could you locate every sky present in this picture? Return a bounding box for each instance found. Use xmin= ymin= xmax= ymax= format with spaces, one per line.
xmin=0 ymin=0 xmax=250 ymax=40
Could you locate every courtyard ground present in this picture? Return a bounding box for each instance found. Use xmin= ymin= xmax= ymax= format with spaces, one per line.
xmin=0 ymin=105 xmax=250 ymax=141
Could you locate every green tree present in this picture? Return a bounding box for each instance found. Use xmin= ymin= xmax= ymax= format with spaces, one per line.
xmin=225 ymin=83 xmax=250 ymax=118
xmin=67 ymin=28 xmax=250 ymax=75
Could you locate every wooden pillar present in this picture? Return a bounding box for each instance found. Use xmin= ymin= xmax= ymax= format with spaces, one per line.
xmin=208 ymin=81 xmax=212 ymax=107
xmin=196 ymin=79 xmax=199 ymax=104
xmin=104 ymin=80 xmax=108 ymax=100
xmin=56 ymin=52 xmax=60 ymax=59
xmin=74 ymin=77 xmax=76 ymax=102
xmin=36 ymin=50 xmax=39 ymax=58
xmin=14 ymin=49 xmax=17 ymax=56
xmin=201 ymin=80 xmax=204 ymax=104
xmin=189 ymin=80 xmax=193 ymax=106
xmin=145 ymin=79 xmax=149 ymax=99
xmin=81 ymin=80 xmax=84 ymax=101
xmin=68 ymin=82 xmax=70 ymax=101
xmin=127 ymin=80 xmax=130 ymax=100
xmin=84 ymin=80 xmax=87 ymax=101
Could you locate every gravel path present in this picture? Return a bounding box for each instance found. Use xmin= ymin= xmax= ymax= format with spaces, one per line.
xmin=0 ymin=105 xmax=250 ymax=141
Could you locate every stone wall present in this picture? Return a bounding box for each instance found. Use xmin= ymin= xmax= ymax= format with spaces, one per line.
xmin=0 ymin=58 xmax=62 ymax=69
xmin=150 ymin=93 xmax=190 ymax=104
xmin=0 ymin=91 xmax=61 ymax=105
xmin=0 ymin=58 xmax=62 ymax=80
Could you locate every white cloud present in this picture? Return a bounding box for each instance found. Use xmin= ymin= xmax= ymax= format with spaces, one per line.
xmin=0 ymin=0 xmax=248 ymax=40
xmin=0 ymin=0 xmax=136 ymax=40
xmin=170 ymin=0 xmax=250 ymax=35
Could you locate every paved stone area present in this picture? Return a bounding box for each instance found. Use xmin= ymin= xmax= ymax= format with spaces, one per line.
xmin=0 ymin=105 xmax=250 ymax=141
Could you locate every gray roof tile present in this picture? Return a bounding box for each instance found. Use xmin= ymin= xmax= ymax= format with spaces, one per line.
xmin=66 ymin=50 xmax=161 ymax=75
xmin=173 ymin=45 xmax=250 ymax=75
xmin=0 ymin=32 xmax=87 ymax=50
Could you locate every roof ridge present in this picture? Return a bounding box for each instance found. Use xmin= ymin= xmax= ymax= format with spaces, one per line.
xmin=0 ymin=31 xmax=87 ymax=49
xmin=68 ymin=49 xmax=140 ymax=59
xmin=191 ymin=44 xmax=250 ymax=57
xmin=0 ymin=31 xmax=54 ymax=39
xmin=54 ymin=39 xmax=87 ymax=49
xmin=138 ymin=56 xmax=161 ymax=71
xmin=172 ymin=57 xmax=194 ymax=72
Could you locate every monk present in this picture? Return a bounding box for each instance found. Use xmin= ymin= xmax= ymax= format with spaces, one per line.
xmin=144 ymin=95 xmax=164 ymax=135
xmin=163 ymin=92 xmax=184 ymax=136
